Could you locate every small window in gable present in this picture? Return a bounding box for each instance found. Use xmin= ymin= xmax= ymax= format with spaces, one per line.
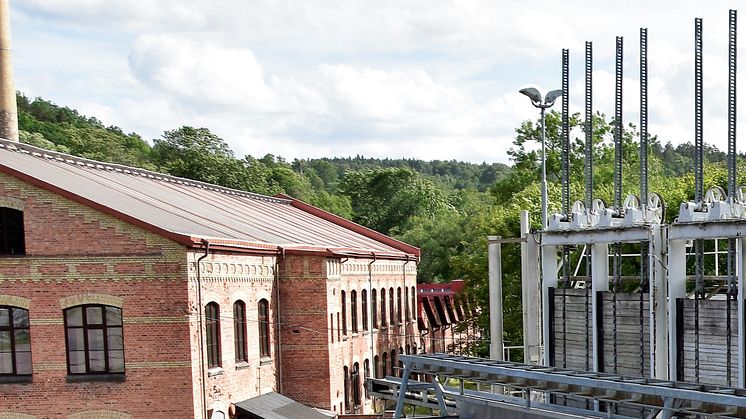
xmin=0 ymin=208 xmax=24 ymax=256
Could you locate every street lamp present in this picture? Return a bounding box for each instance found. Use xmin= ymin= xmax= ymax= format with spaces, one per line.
xmin=519 ymin=87 xmax=563 ymax=228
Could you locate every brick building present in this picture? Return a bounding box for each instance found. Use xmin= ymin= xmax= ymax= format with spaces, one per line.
xmin=0 ymin=140 xmax=418 ymax=418
xmin=417 ymin=280 xmax=476 ymax=355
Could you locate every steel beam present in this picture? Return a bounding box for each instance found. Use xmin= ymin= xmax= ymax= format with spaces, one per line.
xmin=520 ymin=211 xmax=541 ymax=364
xmin=667 ymin=240 xmax=686 ymax=381
xmin=668 ymin=221 xmax=746 ymax=241
xmin=488 ymin=236 xmax=504 ymax=362
xmin=541 ymin=226 xmax=650 ymax=246
xmin=649 ymin=225 xmax=668 ymax=379
xmin=592 ymin=243 xmax=609 ymax=372
xmin=542 ymin=244 xmax=559 ymax=366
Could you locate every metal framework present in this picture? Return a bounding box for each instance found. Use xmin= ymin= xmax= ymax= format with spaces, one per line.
xmin=389 ymin=354 xmax=746 ymax=418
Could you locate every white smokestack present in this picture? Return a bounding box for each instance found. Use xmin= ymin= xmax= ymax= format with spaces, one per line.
xmin=0 ymin=0 xmax=18 ymax=142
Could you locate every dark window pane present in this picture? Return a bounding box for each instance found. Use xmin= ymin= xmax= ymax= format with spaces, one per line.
xmin=105 ymin=307 xmax=122 ymax=326
xmin=109 ymin=350 xmax=124 ymax=372
xmin=12 ymin=309 xmax=28 ymax=328
xmin=14 ymin=329 xmax=30 ymax=352
xmin=87 ymin=329 xmax=104 ymax=351
xmin=66 ymin=307 xmax=82 ymax=327
xmin=0 ymin=308 xmax=8 ymax=327
xmin=86 ymin=306 xmax=103 ymax=325
xmin=68 ymin=351 xmax=86 ymax=374
xmin=107 ymin=328 xmax=123 ymax=350
xmin=15 ymin=352 xmax=31 ymax=374
xmin=67 ymin=328 xmax=85 ymax=351
xmin=88 ymin=350 xmax=106 ymax=372
xmin=0 ymin=352 xmax=11 ymax=374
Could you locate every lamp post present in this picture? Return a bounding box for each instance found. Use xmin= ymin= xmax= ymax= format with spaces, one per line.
xmin=519 ymin=87 xmax=563 ymax=228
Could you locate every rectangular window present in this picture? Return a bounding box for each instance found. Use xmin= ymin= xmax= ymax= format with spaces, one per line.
xmin=380 ymin=289 xmax=386 ymax=326
xmin=64 ymin=304 xmax=124 ymax=374
xmin=341 ymin=291 xmax=347 ymax=335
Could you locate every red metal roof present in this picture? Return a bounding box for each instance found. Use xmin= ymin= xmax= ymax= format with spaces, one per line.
xmin=0 ymin=141 xmax=418 ymax=259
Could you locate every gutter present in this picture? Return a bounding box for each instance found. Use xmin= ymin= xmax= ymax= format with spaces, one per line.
xmin=367 ymin=253 xmax=377 ymax=386
xmin=275 ymin=247 xmax=285 ymax=394
xmin=196 ymin=239 xmax=210 ymax=418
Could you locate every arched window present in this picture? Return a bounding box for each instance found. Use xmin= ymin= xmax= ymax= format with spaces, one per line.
xmin=0 ymin=306 xmax=31 ymax=375
xmin=350 ymin=291 xmax=358 ymax=333
xmin=405 ymin=287 xmax=409 ymax=322
xmin=381 ymin=353 xmax=388 ymax=378
xmin=363 ymin=359 xmax=370 ymax=397
xmin=373 ymin=355 xmax=380 ymax=378
xmin=361 ymin=290 xmax=368 ymax=331
xmin=398 ymin=346 xmax=404 ymax=377
xmin=352 ymin=362 xmax=361 ymax=408
xmin=258 ymin=299 xmax=270 ymax=357
xmin=0 ymin=208 xmax=24 ymax=255
xmin=233 ymin=301 xmax=247 ymax=363
xmin=388 ymin=287 xmax=394 ymax=326
xmin=64 ymin=304 xmax=124 ymax=374
xmin=380 ymin=289 xmax=386 ymax=326
xmin=341 ymin=291 xmax=347 ymax=335
xmin=411 ymin=286 xmax=416 ymax=322
xmin=371 ymin=289 xmax=378 ymax=328
xmin=390 ymin=348 xmax=396 ymax=376
xmin=343 ymin=365 xmax=350 ymax=413
xmin=397 ymin=287 xmax=402 ymax=323
xmin=205 ymin=302 xmax=221 ymax=368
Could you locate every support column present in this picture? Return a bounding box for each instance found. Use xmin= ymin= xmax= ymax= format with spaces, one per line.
xmin=650 ymin=225 xmax=668 ymax=379
xmin=668 ymin=239 xmax=687 ymax=381
xmin=591 ymin=243 xmax=609 ymax=372
xmin=738 ymin=238 xmax=746 ymax=387
xmin=488 ymin=236 xmax=504 ymax=362
xmin=521 ymin=211 xmax=540 ymax=364
xmin=542 ymin=244 xmax=558 ymax=366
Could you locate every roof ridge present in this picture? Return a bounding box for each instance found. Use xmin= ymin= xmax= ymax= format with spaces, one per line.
xmin=0 ymin=138 xmax=292 ymax=204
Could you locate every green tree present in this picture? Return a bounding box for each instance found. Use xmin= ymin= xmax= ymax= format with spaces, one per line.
xmin=340 ymin=167 xmax=450 ymax=235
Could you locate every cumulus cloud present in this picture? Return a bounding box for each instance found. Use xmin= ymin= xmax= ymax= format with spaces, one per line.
xmin=12 ymin=0 xmax=746 ymax=163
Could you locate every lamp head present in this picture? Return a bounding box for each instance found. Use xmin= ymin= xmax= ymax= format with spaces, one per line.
xmin=519 ymin=87 xmax=543 ymax=106
xmin=544 ymin=89 xmax=564 ymax=107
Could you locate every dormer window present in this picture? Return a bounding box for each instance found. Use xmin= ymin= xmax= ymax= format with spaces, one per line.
xmin=0 ymin=207 xmax=24 ymax=255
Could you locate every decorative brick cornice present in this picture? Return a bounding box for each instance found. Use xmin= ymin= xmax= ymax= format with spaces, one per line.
xmin=0 ymin=294 xmax=29 ymax=309
xmin=59 ymin=293 xmax=123 ymax=309
xmin=0 ymin=413 xmax=35 ymax=419
xmin=67 ymin=411 xmax=132 ymax=419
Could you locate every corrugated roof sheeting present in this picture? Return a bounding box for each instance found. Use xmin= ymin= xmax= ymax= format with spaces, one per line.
xmin=0 ymin=144 xmax=413 ymax=257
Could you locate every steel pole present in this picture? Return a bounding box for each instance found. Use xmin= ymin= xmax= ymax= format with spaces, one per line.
xmin=541 ymin=106 xmax=548 ymax=228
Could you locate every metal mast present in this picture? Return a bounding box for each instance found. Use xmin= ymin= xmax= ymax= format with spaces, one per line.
xmin=585 ymin=42 xmax=593 ymax=207
xmin=693 ymin=17 xmax=704 ymax=383
xmin=611 ymin=36 xmax=624 ymax=375
xmin=726 ymin=9 xmax=737 ymax=386
xmin=562 ymin=49 xmax=571 ymax=215
xmin=639 ymin=27 xmax=649 ymax=379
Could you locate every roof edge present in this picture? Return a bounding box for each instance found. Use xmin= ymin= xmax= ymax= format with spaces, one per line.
xmin=276 ymin=193 xmax=421 ymax=258
xmin=0 ymin=162 xmax=196 ymax=247
xmin=0 ymin=139 xmax=291 ymax=204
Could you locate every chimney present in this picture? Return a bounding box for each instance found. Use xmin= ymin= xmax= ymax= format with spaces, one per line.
xmin=0 ymin=0 xmax=17 ymax=142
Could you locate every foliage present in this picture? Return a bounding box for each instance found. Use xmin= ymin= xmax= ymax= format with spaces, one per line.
xmin=19 ymin=92 xmax=741 ymax=358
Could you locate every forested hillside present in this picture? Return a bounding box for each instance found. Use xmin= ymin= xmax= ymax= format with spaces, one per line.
xmin=16 ymin=93 xmax=738 ymax=356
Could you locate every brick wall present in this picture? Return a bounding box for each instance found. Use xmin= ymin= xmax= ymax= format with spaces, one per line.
xmin=186 ymin=251 xmax=278 ymax=418
xmin=279 ymin=255 xmax=417 ymax=415
xmin=0 ymin=173 xmax=194 ymax=418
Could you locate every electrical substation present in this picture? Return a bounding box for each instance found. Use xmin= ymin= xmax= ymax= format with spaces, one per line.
xmin=369 ymin=9 xmax=746 ymax=419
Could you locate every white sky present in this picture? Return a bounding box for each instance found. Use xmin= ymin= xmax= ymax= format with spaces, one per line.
xmin=9 ymin=0 xmax=746 ymax=164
